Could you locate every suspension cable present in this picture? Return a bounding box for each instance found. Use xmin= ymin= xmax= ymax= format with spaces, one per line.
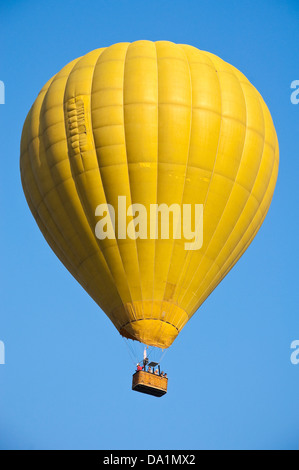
xmin=122 ymin=338 xmax=138 ymax=366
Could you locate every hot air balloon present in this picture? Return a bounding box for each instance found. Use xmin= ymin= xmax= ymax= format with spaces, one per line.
xmin=20 ymin=41 xmax=279 ymax=396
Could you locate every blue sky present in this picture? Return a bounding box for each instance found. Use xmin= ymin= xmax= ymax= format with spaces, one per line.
xmin=0 ymin=0 xmax=298 ymax=450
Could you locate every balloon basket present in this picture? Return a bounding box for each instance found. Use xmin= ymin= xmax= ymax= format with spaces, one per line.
xmin=132 ymin=370 xmax=168 ymax=397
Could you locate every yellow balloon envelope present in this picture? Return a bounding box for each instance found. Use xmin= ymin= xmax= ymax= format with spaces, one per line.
xmin=20 ymin=41 xmax=279 ymax=348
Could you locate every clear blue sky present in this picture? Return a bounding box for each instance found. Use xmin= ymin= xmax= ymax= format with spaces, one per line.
xmin=0 ymin=0 xmax=298 ymax=450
